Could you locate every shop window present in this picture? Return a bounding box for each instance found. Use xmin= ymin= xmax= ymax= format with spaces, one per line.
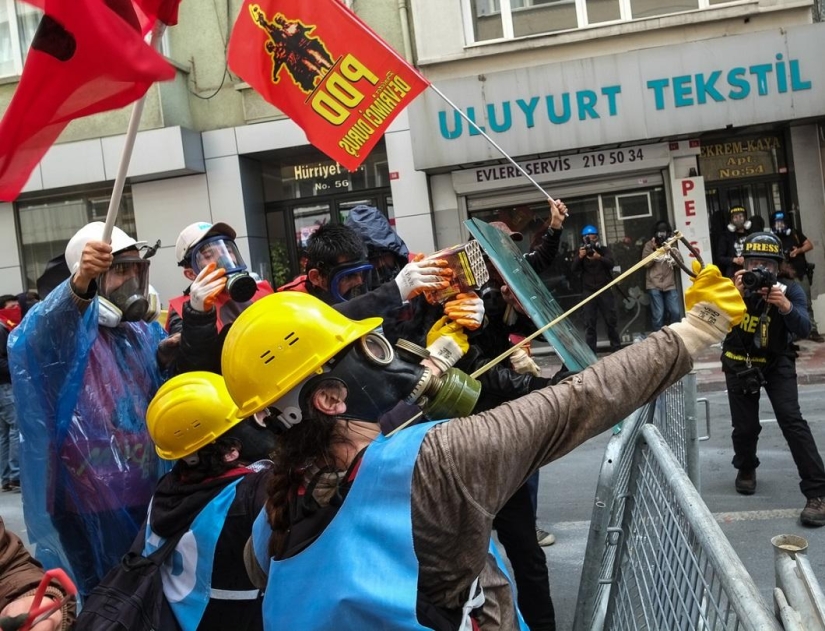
xmin=615 ymin=192 xmax=652 ymax=221
xmin=0 ymin=0 xmax=39 ymax=77
xmin=468 ymin=186 xmax=671 ymax=341
xmin=464 ymin=0 xmax=714 ymax=41
xmin=16 ymin=191 xmax=136 ymax=290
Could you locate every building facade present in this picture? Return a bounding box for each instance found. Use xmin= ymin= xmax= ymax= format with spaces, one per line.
xmin=0 ymin=0 xmax=432 ymax=304
xmin=406 ymin=0 xmax=825 ymax=340
xmin=1 ymin=0 xmax=823 ymax=339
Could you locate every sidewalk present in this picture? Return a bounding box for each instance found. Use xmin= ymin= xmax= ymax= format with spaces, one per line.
xmin=692 ymin=338 xmax=825 ymax=392
xmin=533 ymin=338 xmax=825 ymax=393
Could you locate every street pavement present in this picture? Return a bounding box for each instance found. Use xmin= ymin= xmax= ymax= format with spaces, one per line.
xmin=1 ymin=340 xmax=823 ymax=629
xmin=533 ymin=340 xmax=825 ymax=630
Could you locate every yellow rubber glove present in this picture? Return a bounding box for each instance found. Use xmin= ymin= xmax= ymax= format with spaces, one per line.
xmin=426 ymin=316 xmax=469 ymax=372
xmin=686 ymin=261 xmax=746 ymax=327
xmin=443 ymin=292 xmax=485 ymax=331
xmin=426 ymin=316 xmax=469 ymax=353
xmin=669 ymin=261 xmax=746 ymax=356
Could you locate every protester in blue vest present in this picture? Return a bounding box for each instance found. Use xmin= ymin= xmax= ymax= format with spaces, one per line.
xmin=219 ymin=264 xmax=745 ymax=631
xmin=141 ymin=371 xmax=272 ymax=631
xmin=8 ymin=222 xmax=172 ymax=599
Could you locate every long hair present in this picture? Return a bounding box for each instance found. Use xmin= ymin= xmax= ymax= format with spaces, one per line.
xmin=265 ymin=384 xmax=353 ymax=559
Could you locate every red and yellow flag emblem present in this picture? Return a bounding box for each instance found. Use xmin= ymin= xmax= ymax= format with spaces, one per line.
xmin=228 ymin=0 xmax=429 ymax=171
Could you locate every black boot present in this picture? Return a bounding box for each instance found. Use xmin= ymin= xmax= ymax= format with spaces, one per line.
xmin=735 ymin=469 xmax=756 ymax=495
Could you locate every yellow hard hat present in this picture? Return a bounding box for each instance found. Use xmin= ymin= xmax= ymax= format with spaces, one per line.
xmin=221 ymin=292 xmax=382 ymax=418
xmin=147 ymin=371 xmax=242 ymax=460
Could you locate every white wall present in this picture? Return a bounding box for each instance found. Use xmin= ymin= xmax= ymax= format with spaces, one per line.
xmin=790 ymin=124 xmax=825 ymax=330
xmin=386 ymin=110 xmax=436 ymax=254
xmin=132 ymin=174 xmax=212 ymax=306
xmin=0 ymin=203 xmax=22 ymax=294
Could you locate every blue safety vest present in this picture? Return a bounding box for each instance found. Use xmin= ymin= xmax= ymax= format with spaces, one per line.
xmin=144 ymin=478 xmax=244 ymax=631
xmin=252 ymin=420 xmax=528 ymax=630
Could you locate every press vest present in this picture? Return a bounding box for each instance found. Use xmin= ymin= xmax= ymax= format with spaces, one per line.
xmin=167 ymin=281 xmax=273 ymax=333
xmin=722 ymin=282 xmax=803 ymax=367
xmin=251 ymin=421 xmax=528 ymax=631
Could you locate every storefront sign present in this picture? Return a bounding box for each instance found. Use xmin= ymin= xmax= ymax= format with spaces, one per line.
xmin=283 ymin=160 xmax=364 ymax=195
xmin=452 ymin=142 xmax=672 ymax=193
xmin=409 ymin=23 xmax=825 ymax=170
xmin=672 ymin=177 xmax=711 ymax=265
xmin=698 ymin=135 xmax=785 ymax=181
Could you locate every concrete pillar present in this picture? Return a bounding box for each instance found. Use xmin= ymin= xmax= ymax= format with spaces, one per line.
xmin=386 ymin=109 xmax=436 ymax=254
xmin=790 ymin=125 xmax=825 ymax=330
xmin=0 ymin=203 xmax=23 ymax=293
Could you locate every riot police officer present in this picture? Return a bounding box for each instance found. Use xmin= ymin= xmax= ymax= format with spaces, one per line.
xmin=721 ymin=232 xmax=825 ymax=527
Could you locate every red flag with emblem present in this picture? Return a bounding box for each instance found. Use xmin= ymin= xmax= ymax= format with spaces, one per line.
xmin=228 ymin=0 xmax=429 ymax=171
xmin=0 ymin=0 xmax=176 ymax=202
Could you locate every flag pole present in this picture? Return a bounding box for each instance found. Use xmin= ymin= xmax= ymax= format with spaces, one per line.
xmin=102 ymin=22 xmax=167 ymax=244
xmin=428 ymin=84 xmax=555 ymax=204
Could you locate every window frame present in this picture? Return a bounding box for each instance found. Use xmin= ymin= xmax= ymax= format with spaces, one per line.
xmin=1 ymin=0 xmax=26 ymax=77
xmin=463 ymin=0 xmax=716 ymax=43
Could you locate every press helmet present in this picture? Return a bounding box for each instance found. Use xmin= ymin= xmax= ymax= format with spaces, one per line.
xmin=221 ymin=292 xmax=382 ymax=418
xmin=581 ymin=225 xmax=598 ymax=237
xmin=147 ymin=371 xmax=242 ymax=460
xmin=741 ymin=232 xmax=784 ymax=262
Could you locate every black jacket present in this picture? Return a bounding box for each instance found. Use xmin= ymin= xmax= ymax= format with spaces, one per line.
xmin=571 ymin=245 xmax=615 ymax=291
xmin=0 ymin=326 xmax=9 ymax=384
xmin=722 ymin=280 xmax=810 ymax=369
xmin=715 ymin=228 xmax=751 ymax=278
xmin=148 ymin=464 xmax=272 ymax=631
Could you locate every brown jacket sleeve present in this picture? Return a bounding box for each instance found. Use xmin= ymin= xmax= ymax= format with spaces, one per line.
xmin=411 ymin=328 xmax=692 ymax=618
xmin=0 ymin=518 xmax=75 ymax=630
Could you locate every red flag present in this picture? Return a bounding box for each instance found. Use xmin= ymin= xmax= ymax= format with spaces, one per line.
xmin=228 ymin=0 xmax=429 ymax=171
xmin=0 ymin=0 xmax=175 ymax=202
xmin=134 ymin=0 xmax=182 ymax=26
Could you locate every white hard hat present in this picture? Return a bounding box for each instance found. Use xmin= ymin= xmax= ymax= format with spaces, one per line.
xmin=64 ymin=222 xmax=147 ymax=273
xmin=175 ymin=221 xmax=236 ymax=265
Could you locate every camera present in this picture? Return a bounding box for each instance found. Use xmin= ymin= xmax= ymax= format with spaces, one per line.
xmin=583 ymin=242 xmax=597 ymax=257
xmin=741 ymin=266 xmax=777 ymax=291
xmin=735 ymin=366 xmax=766 ymax=395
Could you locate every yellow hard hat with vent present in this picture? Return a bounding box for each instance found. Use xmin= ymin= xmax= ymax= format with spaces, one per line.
xmin=221 ymin=292 xmax=382 ymax=418
xmin=147 ymin=371 xmax=242 ymax=460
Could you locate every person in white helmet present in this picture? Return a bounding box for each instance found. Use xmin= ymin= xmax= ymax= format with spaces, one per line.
xmin=7 ymin=222 xmax=175 ymax=599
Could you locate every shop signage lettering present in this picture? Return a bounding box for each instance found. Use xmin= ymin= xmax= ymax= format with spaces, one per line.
xmin=698 ymin=135 xmax=784 ymax=181
xmin=286 ymin=160 xmax=364 ymax=195
xmin=438 ymin=54 xmax=811 ymax=140
xmin=473 ymin=147 xmax=651 ymax=184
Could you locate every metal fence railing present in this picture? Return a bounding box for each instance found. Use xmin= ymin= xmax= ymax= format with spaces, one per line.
xmin=573 ymin=373 xmax=781 ymax=631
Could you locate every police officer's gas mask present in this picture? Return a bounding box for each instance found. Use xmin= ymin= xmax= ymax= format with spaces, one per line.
xmin=771 ymin=213 xmax=792 ymax=237
xmin=262 ymin=331 xmax=480 ymax=430
xmin=189 ymin=236 xmax=257 ymax=303
xmin=97 ymin=250 xmax=150 ymax=327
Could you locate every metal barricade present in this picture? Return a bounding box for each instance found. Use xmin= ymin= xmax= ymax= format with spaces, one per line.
xmin=574 ymin=373 xmax=780 ymax=631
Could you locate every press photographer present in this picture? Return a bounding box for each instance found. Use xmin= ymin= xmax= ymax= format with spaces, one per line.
xmin=572 ymin=225 xmax=622 ymax=353
xmin=720 ymin=232 xmax=825 ymax=527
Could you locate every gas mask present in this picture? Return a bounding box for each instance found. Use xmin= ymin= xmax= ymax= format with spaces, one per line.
xmin=654 ymin=230 xmax=670 ymax=247
xmin=97 ymin=253 xmax=150 ymax=327
xmin=189 ymin=236 xmax=257 ymax=303
xmin=266 ymin=332 xmax=481 ymax=427
xmin=772 ymin=220 xmax=792 ymax=237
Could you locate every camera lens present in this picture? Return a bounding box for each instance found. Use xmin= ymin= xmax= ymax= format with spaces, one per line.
xmin=741 ymin=271 xmax=759 ymax=290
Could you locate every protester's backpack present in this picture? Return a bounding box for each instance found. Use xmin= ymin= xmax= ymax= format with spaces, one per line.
xmin=74 ymin=528 xmax=185 ymax=631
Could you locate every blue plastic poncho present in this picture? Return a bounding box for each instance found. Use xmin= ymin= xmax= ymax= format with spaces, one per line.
xmin=8 ymin=279 xmax=167 ymax=596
